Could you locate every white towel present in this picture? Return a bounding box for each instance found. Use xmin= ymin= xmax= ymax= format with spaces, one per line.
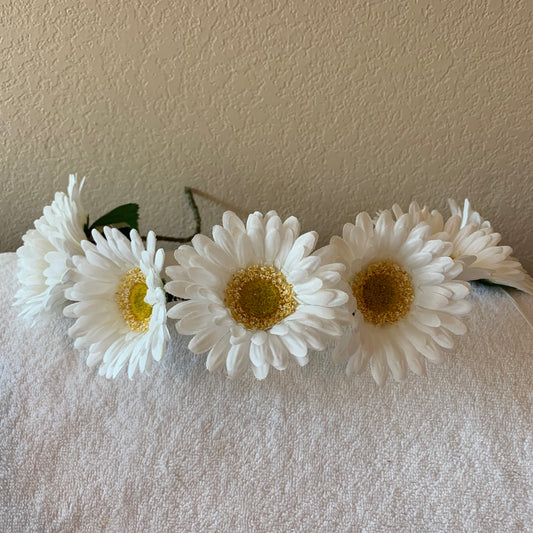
xmin=1 ymin=252 xmax=532 ymax=532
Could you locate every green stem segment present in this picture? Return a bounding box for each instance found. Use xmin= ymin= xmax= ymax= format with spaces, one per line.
xmin=143 ymin=186 xmax=202 ymax=243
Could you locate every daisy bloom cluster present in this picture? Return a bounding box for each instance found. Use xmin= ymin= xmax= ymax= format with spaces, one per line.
xmin=13 ymin=175 xmax=533 ymax=385
xmin=14 ymin=174 xmax=88 ymax=321
xmin=392 ymin=199 xmax=533 ymax=295
xmin=319 ymin=210 xmax=472 ymax=385
xmin=165 ymin=211 xmax=350 ymax=379
xmin=64 ymin=228 xmax=170 ymax=379
xmin=448 ymin=199 xmax=533 ymax=294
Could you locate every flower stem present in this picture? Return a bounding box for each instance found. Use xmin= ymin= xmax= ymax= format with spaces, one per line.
xmin=143 ymin=186 xmax=202 ymax=243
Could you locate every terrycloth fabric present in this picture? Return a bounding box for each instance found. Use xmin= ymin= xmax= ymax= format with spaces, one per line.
xmin=1 ymin=252 xmax=532 ymax=532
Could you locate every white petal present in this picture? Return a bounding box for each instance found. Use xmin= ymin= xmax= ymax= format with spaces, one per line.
xmin=398 ymin=336 xmax=426 ymax=376
xmin=175 ymin=245 xmax=197 ymax=267
xmin=282 ymin=215 xmax=300 ymax=237
xmin=443 ymin=299 xmax=472 ymax=316
xmin=251 ymin=330 xmax=268 ymax=345
xmin=191 ymin=234 xmax=213 ymax=256
xmin=226 ymin=342 xmax=249 ymax=378
xmin=265 ymin=229 xmax=281 ymax=264
xmin=230 ymin=324 xmax=249 ymax=345
xmin=246 ymin=213 xmax=265 ymax=258
xmin=417 ymin=338 xmax=444 ymax=363
xmin=300 ymin=328 xmax=327 ymax=352
xmin=329 ymin=236 xmax=355 ymax=265
xmin=250 ymin=341 xmax=268 ymax=367
xmin=412 ymin=309 xmax=441 ymax=328
xmin=270 ymin=322 xmax=289 ymax=336
xmin=206 ymin=334 xmax=230 ymax=372
xmin=293 ymin=277 xmax=323 ymax=295
xmin=298 ymin=289 xmax=348 ymax=307
xmin=187 ymin=266 xmax=220 ymax=287
xmin=188 ymin=327 xmax=226 ymax=354
xmin=437 ymin=313 xmax=467 ymax=335
xmin=293 ymin=255 xmax=322 ymax=274
xmin=405 ymin=252 xmax=433 ymax=270
xmin=276 ymin=226 xmax=297 ymax=268
xmin=283 ymin=245 xmax=306 ymax=273
xmin=416 ymin=287 xmax=450 ymax=310
xmin=204 ymin=240 xmax=236 ymax=270
xmin=370 ymin=352 xmax=388 ymax=386
xmin=384 ymin=340 xmax=407 ymax=381
xmin=165 ymin=280 xmax=192 ymax=299
xmin=297 ymin=305 xmax=338 ymax=320
xmin=236 ymin=232 xmax=254 ymax=266
xmin=167 ymin=300 xmax=209 ymax=320
xmin=177 ymin=313 xmax=213 ymax=335
xmin=212 ymin=225 xmax=237 ymax=257
xmin=415 ymin=270 xmax=445 ymax=286
xmin=441 ymin=281 xmax=471 ymax=299
xmin=355 ymin=212 xmax=373 ymax=236
xmin=165 ymin=265 xmax=188 ymax=281
xmin=332 ymin=333 xmax=350 ymax=363
xmin=266 ymin=335 xmax=289 ymax=370
xmin=345 ymin=346 xmax=366 ymax=376
xmin=295 ymin=355 xmax=309 ymax=367
xmin=251 ymin=363 xmax=269 ymax=380
xmin=431 ymin=329 xmax=454 ymax=349
xmin=281 ymin=332 xmax=308 ymax=358
xmin=222 ymin=211 xmax=246 ymax=235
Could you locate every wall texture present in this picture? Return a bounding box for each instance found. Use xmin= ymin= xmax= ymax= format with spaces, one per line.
xmin=1 ymin=1 xmax=532 ymax=271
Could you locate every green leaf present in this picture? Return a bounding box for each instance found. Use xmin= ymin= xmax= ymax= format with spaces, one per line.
xmin=89 ymin=203 xmax=139 ymax=232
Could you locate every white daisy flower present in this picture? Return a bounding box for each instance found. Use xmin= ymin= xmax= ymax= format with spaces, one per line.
xmin=320 ymin=210 xmax=471 ymax=385
xmin=64 ymin=228 xmax=170 ymax=379
xmin=447 ymin=199 xmax=533 ymax=294
xmin=392 ymin=200 xmax=533 ymax=294
xmin=14 ymin=174 xmax=88 ymax=321
xmin=165 ymin=211 xmax=349 ymax=380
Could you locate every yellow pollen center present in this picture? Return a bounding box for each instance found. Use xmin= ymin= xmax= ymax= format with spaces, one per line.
xmin=224 ymin=264 xmax=297 ymax=330
xmin=116 ymin=268 xmax=152 ymax=332
xmin=351 ymin=261 xmax=414 ymax=326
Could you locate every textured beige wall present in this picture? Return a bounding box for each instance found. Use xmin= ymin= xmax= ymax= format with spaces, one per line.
xmin=2 ymin=1 xmax=532 ymax=271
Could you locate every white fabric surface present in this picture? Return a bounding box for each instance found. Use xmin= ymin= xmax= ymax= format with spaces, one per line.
xmin=1 ymin=251 xmax=532 ymax=532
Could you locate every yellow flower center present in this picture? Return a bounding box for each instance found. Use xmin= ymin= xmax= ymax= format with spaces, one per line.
xmin=116 ymin=267 xmax=152 ymax=332
xmin=351 ymin=261 xmax=414 ymax=326
xmin=224 ymin=264 xmax=297 ymax=330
